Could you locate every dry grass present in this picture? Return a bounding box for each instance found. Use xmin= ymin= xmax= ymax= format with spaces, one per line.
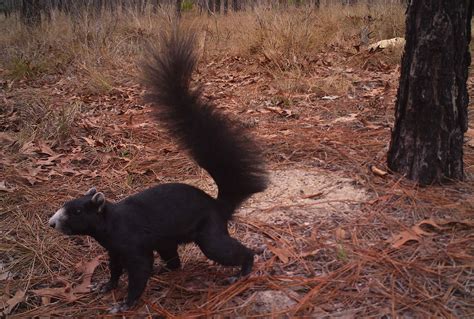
xmin=0 ymin=3 xmax=406 ymax=142
xmin=2 ymin=2 xmax=473 ymax=318
xmin=0 ymin=3 xmax=405 ymax=80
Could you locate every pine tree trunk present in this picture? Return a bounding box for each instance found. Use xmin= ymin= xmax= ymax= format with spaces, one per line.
xmin=208 ymin=0 xmax=215 ymax=14
xmin=21 ymin=0 xmax=41 ymax=26
xmin=387 ymin=0 xmax=472 ymax=185
xmin=232 ymin=0 xmax=239 ymax=12
xmin=176 ymin=0 xmax=182 ymax=17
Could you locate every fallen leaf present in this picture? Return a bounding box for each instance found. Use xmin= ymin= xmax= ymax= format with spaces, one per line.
xmin=40 ymin=296 xmax=51 ymax=305
xmin=321 ymin=95 xmax=339 ymax=100
xmin=59 ymin=166 xmax=78 ymax=176
xmin=389 ymin=218 xmax=441 ymax=248
xmin=301 ymin=191 xmax=324 ymax=199
xmin=299 ymin=249 xmax=320 ymax=258
xmin=19 ymin=141 xmax=37 ymax=155
xmin=370 ymin=165 xmax=388 ymax=177
xmin=31 ymin=256 xmax=103 ymax=302
xmin=360 ymin=118 xmax=382 ymax=129
xmin=416 ymin=218 xmax=442 ymax=231
xmin=267 ymin=244 xmax=293 ymax=263
xmin=1 ymin=289 xmax=25 ymax=316
xmin=265 ymin=106 xmax=296 ymax=118
xmin=389 ymin=230 xmax=420 ymax=249
xmin=37 ymin=141 xmax=56 ymax=156
xmin=48 ymin=170 xmax=63 ymax=178
xmin=73 ymin=255 xmax=103 ymax=293
xmin=437 ymin=219 xmax=474 ymax=228
xmin=81 ymin=136 xmax=104 ymax=147
xmin=368 ymin=37 xmax=405 ymax=52
xmin=0 ymin=132 xmax=15 ymax=146
xmin=36 ymin=154 xmax=64 ymax=167
xmin=335 ymin=227 xmax=349 ymax=240
xmin=31 ymin=284 xmax=77 ymax=302
xmin=0 ymin=181 xmax=15 ymax=193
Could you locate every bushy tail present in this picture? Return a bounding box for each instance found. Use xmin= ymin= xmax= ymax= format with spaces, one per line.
xmin=142 ymin=29 xmax=268 ymax=217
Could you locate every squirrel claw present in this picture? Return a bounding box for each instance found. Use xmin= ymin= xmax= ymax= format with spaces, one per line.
xmin=109 ymin=302 xmax=130 ymax=314
xmin=92 ymin=281 xmax=117 ymax=294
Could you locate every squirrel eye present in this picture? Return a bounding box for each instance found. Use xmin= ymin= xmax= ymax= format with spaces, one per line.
xmin=73 ymin=209 xmax=81 ymax=215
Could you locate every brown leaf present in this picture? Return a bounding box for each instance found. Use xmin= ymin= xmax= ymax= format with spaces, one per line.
xmin=390 ymin=230 xmax=420 ymax=249
xmin=73 ymin=255 xmax=103 ymax=293
xmin=81 ymin=136 xmax=104 ymax=147
xmin=31 ymin=284 xmax=77 ymax=302
xmin=0 ymin=181 xmax=15 ymax=193
xmin=59 ymin=166 xmax=78 ymax=176
xmin=416 ymin=218 xmax=442 ymax=231
xmin=410 ymin=225 xmax=434 ymax=237
xmin=437 ymin=219 xmax=474 ymax=228
xmin=265 ymin=106 xmax=296 ymax=118
xmin=37 ymin=141 xmax=56 ymax=156
xmin=36 ymin=154 xmax=64 ymax=167
xmin=1 ymin=289 xmax=25 ymax=315
xmin=40 ymin=296 xmax=51 ymax=305
xmin=335 ymin=227 xmax=349 ymax=240
xmin=31 ymin=256 xmax=103 ymax=301
xmin=360 ymin=118 xmax=382 ymax=129
xmin=389 ymin=218 xmax=439 ymax=248
xmin=370 ymin=165 xmax=388 ymax=177
xmin=268 ymin=244 xmax=292 ymax=263
xmin=19 ymin=141 xmax=37 ymax=155
xmin=301 ymin=191 xmax=324 ymax=199
xmin=299 ymin=249 xmax=320 ymax=258
xmin=0 ymin=132 xmax=16 ymax=146
xmin=17 ymin=167 xmax=49 ymax=185
xmin=80 ymin=117 xmax=101 ymax=130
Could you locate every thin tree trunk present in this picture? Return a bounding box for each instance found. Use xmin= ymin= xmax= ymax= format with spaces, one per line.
xmin=176 ymin=0 xmax=182 ymax=17
xmin=21 ymin=0 xmax=41 ymax=26
xmin=387 ymin=0 xmax=472 ymax=184
xmin=232 ymin=0 xmax=239 ymax=12
xmin=208 ymin=0 xmax=215 ymax=14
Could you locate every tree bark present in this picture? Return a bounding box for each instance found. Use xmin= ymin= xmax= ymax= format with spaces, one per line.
xmin=176 ymin=0 xmax=182 ymax=17
xmin=232 ymin=0 xmax=240 ymax=12
xmin=387 ymin=0 xmax=472 ymax=185
xmin=21 ymin=0 xmax=41 ymax=26
xmin=208 ymin=0 xmax=215 ymax=14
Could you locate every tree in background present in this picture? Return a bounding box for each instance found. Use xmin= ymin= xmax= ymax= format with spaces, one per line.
xmin=387 ymin=0 xmax=472 ymax=184
xmin=20 ymin=0 xmax=41 ymax=25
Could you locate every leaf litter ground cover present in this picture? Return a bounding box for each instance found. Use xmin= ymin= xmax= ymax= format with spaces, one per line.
xmin=1 ymin=49 xmax=473 ymax=317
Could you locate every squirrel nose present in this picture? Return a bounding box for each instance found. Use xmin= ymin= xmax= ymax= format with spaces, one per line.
xmin=49 ymin=221 xmax=56 ymax=228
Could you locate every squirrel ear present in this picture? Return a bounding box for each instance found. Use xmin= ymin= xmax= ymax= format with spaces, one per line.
xmin=85 ymin=187 xmax=97 ymax=196
xmin=91 ymin=192 xmax=106 ymax=212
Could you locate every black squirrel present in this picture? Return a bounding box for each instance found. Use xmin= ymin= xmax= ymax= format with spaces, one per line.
xmin=48 ymin=29 xmax=268 ymax=313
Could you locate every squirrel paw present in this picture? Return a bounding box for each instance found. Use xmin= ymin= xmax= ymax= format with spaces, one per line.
xmin=108 ymin=301 xmax=132 ymax=314
xmin=226 ymin=272 xmax=251 ymax=285
xmin=91 ymin=281 xmax=118 ymax=294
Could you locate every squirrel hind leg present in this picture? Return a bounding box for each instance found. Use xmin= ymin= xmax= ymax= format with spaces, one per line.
xmin=156 ymin=244 xmax=181 ymax=271
xmin=196 ymin=232 xmax=254 ymax=276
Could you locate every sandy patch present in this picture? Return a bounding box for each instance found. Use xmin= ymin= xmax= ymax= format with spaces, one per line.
xmin=241 ymin=169 xmax=370 ymax=225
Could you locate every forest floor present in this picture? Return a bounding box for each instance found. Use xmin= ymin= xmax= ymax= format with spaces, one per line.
xmin=1 ymin=8 xmax=474 ymax=318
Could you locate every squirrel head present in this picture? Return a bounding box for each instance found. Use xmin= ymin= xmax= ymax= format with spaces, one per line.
xmin=49 ymin=187 xmax=106 ymax=235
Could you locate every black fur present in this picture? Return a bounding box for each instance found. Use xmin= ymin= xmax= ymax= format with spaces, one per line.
xmin=48 ymin=29 xmax=268 ymax=313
